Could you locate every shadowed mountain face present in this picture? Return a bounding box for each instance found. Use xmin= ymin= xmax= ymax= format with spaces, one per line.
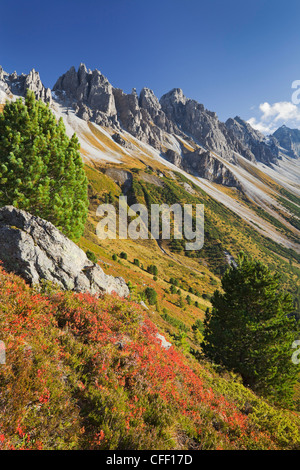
xmin=159 ymin=88 xmax=256 ymax=164
xmin=225 ymin=116 xmax=279 ymax=165
xmin=272 ymin=125 xmax=300 ymax=159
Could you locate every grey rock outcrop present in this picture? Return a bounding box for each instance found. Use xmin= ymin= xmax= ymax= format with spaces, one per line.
xmin=160 ymin=88 xmax=250 ymax=163
xmin=113 ymin=87 xmax=144 ymax=136
xmin=53 ymin=65 xmax=289 ymax=170
xmin=139 ymin=87 xmax=162 ymax=119
xmin=0 ymin=66 xmax=8 ymax=82
xmin=272 ymin=125 xmax=300 ymax=159
xmin=3 ymin=61 xmax=298 ymax=192
xmin=164 ymin=149 xmax=183 ymax=168
xmin=113 ymin=87 xmax=165 ymax=149
xmin=104 ymin=168 xmax=133 ymax=193
xmin=0 ymin=67 xmax=52 ymax=104
xmin=226 ymin=116 xmax=279 ymax=164
xmin=0 ymin=206 xmax=129 ymax=297
xmin=155 ymin=333 xmax=172 ymax=350
xmin=53 ymin=64 xmax=119 ymax=128
xmin=165 ymin=147 xmax=240 ymax=187
xmin=53 ymin=65 xmax=176 ymax=150
xmin=23 ymin=69 xmax=52 ymax=104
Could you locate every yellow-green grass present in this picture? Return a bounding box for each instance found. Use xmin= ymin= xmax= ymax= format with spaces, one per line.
xmin=80 ymin=160 xmax=300 ymax=360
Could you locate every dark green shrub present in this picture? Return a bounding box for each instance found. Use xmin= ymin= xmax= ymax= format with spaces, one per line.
xmin=144 ymin=287 xmax=157 ymax=305
xmin=86 ymin=250 xmax=98 ymax=264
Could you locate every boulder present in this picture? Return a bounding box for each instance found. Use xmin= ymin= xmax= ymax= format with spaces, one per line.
xmin=156 ymin=333 xmax=172 ymax=350
xmin=0 ymin=206 xmax=129 ymax=297
xmin=104 ymin=168 xmax=133 ymax=193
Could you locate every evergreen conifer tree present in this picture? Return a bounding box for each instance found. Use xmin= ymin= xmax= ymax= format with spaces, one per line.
xmin=202 ymin=253 xmax=300 ymax=406
xmin=0 ymin=91 xmax=88 ymax=241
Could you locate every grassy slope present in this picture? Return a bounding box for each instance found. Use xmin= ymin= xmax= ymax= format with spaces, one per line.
xmin=1 ymin=162 xmax=300 ymax=450
xmin=1 ymin=101 xmax=300 ymax=449
xmin=1 ymin=268 xmax=300 ymax=450
xmin=80 ymin=163 xmax=300 ymax=334
xmin=79 ymin=161 xmax=300 ymax=412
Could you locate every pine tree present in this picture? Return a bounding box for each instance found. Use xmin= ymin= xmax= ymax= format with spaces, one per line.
xmin=202 ymin=253 xmax=300 ymax=407
xmin=147 ymin=264 xmax=158 ymax=276
xmin=144 ymin=287 xmax=157 ymax=305
xmin=0 ymin=91 xmax=88 ymax=241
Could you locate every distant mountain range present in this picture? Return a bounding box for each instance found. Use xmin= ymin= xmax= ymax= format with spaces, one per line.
xmin=0 ymin=64 xmax=299 ymax=253
xmin=1 ymin=64 xmax=300 ymax=173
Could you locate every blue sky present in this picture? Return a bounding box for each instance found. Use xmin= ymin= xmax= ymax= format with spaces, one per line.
xmin=1 ymin=0 xmax=300 ymax=133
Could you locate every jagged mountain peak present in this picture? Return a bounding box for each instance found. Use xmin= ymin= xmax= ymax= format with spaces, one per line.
xmin=226 ymin=115 xmax=266 ymax=142
xmin=161 ymin=87 xmax=185 ymax=99
xmin=49 ymin=63 xmax=286 ymax=166
xmin=139 ymin=87 xmax=162 ymax=118
xmin=53 ymin=64 xmax=118 ymax=127
xmin=0 ymin=65 xmax=52 ymax=104
xmin=160 ymin=88 xmax=188 ymax=112
xmin=2 ymin=62 xmax=300 ymax=185
xmin=0 ymin=62 xmax=300 ymax=258
xmin=272 ymin=124 xmax=300 ymax=158
xmin=225 ymin=115 xmax=279 ymax=164
xmin=52 ymin=64 xmax=178 ymax=149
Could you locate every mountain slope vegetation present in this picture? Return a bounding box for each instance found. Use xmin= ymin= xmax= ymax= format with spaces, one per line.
xmin=1 ymin=267 xmax=300 ymax=450
xmin=0 ymin=64 xmax=300 ymax=450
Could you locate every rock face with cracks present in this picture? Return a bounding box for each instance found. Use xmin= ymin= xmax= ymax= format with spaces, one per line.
xmin=0 ymin=206 xmax=129 ymax=297
xmin=0 ymin=66 xmax=52 ymax=104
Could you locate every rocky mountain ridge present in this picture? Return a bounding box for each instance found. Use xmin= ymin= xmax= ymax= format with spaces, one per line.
xmin=225 ymin=116 xmax=279 ymax=165
xmin=51 ymin=64 xmax=299 ymax=166
xmin=0 ymin=65 xmax=52 ymax=104
xmin=0 ymin=64 xmax=300 ymax=189
xmin=272 ymin=125 xmax=300 ymax=159
xmin=51 ymin=65 xmax=300 ymax=180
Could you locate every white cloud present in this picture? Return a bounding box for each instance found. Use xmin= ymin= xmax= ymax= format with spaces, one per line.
xmin=247 ymin=117 xmax=276 ymax=135
xmin=247 ymin=101 xmax=300 ymax=135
